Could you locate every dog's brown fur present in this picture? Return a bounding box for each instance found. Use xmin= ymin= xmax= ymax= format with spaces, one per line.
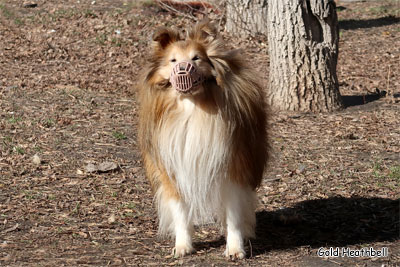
xmin=138 ymin=19 xmax=268 ymax=258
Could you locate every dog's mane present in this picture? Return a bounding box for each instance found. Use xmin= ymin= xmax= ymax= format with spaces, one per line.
xmin=139 ymin=19 xmax=268 ymax=189
xmin=142 ymin=20 xmax=265 ymax=123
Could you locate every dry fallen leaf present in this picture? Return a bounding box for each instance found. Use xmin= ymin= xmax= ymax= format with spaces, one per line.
xmin=78 ymin=231 xmax=88 ymax=238
xmin=85 ymin=162 xmax=119 ymax=173
xmin=108 ymin=214 xmax=116 ymax=224
xmin=32 ymin=154 xmax=41 ymax=165
xmin=3 ymin=223 xmax=19 ymax=234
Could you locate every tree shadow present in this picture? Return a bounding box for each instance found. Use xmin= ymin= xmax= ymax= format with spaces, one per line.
xmin=252 ymin=197 xmax=399 ymax=255
xmin=339 ymin=15 xmax=400 ymax=30
xmin=341 ymin=90 xmax=386 ymax=108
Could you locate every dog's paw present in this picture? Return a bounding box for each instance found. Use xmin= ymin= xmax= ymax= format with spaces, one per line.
xmin=172 ymin=244 xmax=195 ymax=258
xmin=224 ymin=246 xmax=246 ymax=260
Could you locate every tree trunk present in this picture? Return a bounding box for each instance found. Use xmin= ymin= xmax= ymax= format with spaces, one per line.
xmin=225 ymin=0 xmax=268 ymax=37
xmin=267 ymin=0 xmax=343 ymax=112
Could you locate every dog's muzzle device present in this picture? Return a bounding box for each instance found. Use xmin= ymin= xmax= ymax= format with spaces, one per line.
xmin=170 ymin=61 xmax=204 ymax=94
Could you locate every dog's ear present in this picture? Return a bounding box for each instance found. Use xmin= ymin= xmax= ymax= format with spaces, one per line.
xmin=152 ymin=27 xmax=180 ymax=50
xmin=188 ymin=18 xmax=218 ymax=43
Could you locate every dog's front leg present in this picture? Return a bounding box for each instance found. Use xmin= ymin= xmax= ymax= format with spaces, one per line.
xmin=167 ymin=199 xmax=195 ymax=257
xmin=222 ymin=182 xmax=257 ymax=260
xmin=224 ymin=197 xmax=246 ymax=260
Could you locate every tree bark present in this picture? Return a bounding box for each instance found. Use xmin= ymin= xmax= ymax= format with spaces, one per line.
xmin=267 ymin=0 xmax=343 ymax=112
xmin=225 ymin=0 xmax=268 ymax=37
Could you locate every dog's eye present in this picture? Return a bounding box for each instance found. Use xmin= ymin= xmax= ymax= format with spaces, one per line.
xmin=192 ymin=55 xmax=199 ymax=61
xmin=170 ymin=59 xmax=176 ymax=63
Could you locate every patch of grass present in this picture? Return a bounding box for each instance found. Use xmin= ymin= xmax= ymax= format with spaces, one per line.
xmin=7 ymin=116 xmax=22 ymax=124
xmin=72 ymin=202 xmax=81 ymax=214
xmin=111 ymin=37 xmax=124 ymax=47
xmin=114 ymin=8 xmax=124 ymax=15
xmin=372 ymin=161 xmax=382 ymax=178
xmin=389 ymin=165 xmax=400 ymax=180
xmin=126 ymin=202 xmax=136 ymax=210
xmin=376 ymin=182 xmax=385 ymax=187
xmin=369 ymin=6 xmax=388 ymax=15
xmin=2 ymin=136 xmax=13 ymax=148
xmin=26 ymin=14 xmax=39 ymax=24
xmin=0 ymin=3 xmax=12 ymax=19
xmin=112 ymin=131 xmax=127 ymax=140
xmin=372 ymin=160 xmax=383 ymax=178
xmin=14 ymin=17 xmax=24 ymax=25
xmin=43 ymin=118 xmax=55 ymax=128
xmin=96 ymin=33 xmax=108 ymax=45
xmin=24 ymin=190 xmax=37 ymax=200
xmin=372 ymin=161 xmax=400 ymax=182
xmin=122 ymin=211 xmax=135 ymax=218
xmin=13 ymin=146 xmax=24 ymax=155
xmin=84 ymin=9 xmax=97 ymax=18
xmin=0 ymin=4 xmax=24 ymax=25
xmin=56 ymin=8 xmax=76 ymax=18
xmin=48 ymin=8 xmax=77 ymax=22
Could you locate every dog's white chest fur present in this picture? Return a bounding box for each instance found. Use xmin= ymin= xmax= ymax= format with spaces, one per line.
xmin=158 ymin=98 xmax=229 ymax=222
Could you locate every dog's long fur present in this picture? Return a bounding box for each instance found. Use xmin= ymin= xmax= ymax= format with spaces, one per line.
xmin=138 ymin=20 xmax=268 ymax=259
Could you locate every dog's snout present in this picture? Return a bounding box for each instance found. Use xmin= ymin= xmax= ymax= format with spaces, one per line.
xmin=170 ymin=61 xmax=204 ymax=93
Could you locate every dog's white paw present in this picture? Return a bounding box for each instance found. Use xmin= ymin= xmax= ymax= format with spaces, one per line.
xmin=224 ymin=246 xmax=246 ymax=260
xmin=172 ymin=244 xmax=195 ymax=258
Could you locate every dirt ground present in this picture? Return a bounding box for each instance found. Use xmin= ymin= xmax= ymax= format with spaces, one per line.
xmin=0 ymin=0 xmax=399 ymax=266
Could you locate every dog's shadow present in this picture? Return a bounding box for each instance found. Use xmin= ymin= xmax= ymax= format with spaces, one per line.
xmin=251 ymin=196 xmax=399 ymax=255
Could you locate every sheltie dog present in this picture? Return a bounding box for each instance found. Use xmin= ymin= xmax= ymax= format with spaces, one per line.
xmin=138 ymin=20 xmax=268 ymax=259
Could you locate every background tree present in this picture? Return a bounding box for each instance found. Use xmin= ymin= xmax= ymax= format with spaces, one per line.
xmin=226 ymin=0 xmax=344 ymax=112
xmin=225 ymin=0 xmax=268 ymax=37
xmin=267 ymin=0 xmax=343 ymax=112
